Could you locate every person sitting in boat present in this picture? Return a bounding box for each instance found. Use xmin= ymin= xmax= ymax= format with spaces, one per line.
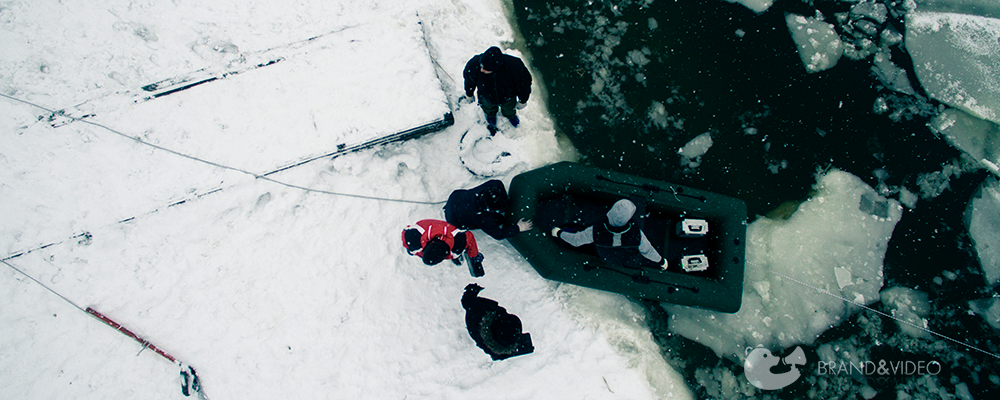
xmin=550 ymin=199 xmax=667 ymax=269
xmin=444 ymin=179 xmax=533 ymax=240
xmin=462 ymin=283 xmax=534 ymax=361
xmin=402 ymin=219 xmax=485 ymax=275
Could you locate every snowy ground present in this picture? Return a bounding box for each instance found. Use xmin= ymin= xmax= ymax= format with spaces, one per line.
xmin=1 ymin=0 xmax=690 ymax=399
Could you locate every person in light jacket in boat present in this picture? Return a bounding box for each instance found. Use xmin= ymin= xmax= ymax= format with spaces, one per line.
xmin=550 ymin=199 xmax=667 ymax=269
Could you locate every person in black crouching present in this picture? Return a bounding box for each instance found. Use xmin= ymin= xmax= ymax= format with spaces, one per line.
xmin=461 ymin=284 xmax=533 ymax=361
xmin=444 ymin=179 xmax=532 ymax=241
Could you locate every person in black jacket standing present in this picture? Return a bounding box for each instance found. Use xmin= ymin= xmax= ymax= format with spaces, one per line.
xmin=444 ymin=179 xmax=532 ymax=241
xmin=462 ymin=284 xmax=533 ymax=361
xmin=463 ymin=46 xmax=532 ymax=134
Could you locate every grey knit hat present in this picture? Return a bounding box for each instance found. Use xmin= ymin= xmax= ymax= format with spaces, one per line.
xmin=606 ymin=199 xmax=636 ymax=227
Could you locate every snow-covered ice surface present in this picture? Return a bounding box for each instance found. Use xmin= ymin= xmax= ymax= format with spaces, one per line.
xmin=0 ymin=0 xmax=691 ymax=399
xmin=99 ymin=17 xmax=452 ymax=173
xmin=663 ymin=169 xmax=903 ymax=361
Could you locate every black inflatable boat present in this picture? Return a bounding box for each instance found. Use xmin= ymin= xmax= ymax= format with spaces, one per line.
xmin=507 ymin=162 xmax=747 ymax=313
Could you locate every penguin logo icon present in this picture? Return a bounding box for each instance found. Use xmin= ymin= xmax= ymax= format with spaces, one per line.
xmin=744 ymin=346 xmax=807 ymax=390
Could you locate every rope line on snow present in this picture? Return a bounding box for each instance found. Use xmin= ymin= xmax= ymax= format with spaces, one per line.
xmin=0 ymin=92 xmax=448 ymax=206
xmin=2 ymin=258 xmax=210 ymax=398
xmin=755 ymin=261 xmax=1000 ymax=360
xmin=1 ymin=258 xmax=87 ymax=313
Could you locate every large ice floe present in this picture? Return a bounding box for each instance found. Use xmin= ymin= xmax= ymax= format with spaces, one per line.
xmin=966 ymin=176 xmax=1000 ymax=287
xmin=969 ymin=296 xmax=1000 ymax=331
xmin=909 ymin=10 xmax=1000 ymax=175
xmin=903 ymin=5 xmax=1000 ymax=333
xmin=914 ymin=0 xmax=1000 ymax=19
xmin=930 ymin=108 xmax=1000 ymax=175
xmin=907 ymin=6 xmax=1000 ymax=331
xmin=664 ymin=169 xmax=903 ymax=361
xmin=907 ymin=11 xmax=1000 ymax=126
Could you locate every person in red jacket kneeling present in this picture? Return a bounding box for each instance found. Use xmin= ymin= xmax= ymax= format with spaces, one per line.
xmin=402 ymin=219 xmax=485 ymax=277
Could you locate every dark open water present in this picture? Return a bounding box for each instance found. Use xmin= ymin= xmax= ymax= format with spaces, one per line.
xmin=511 ymin=0 xmax=999 ymax=398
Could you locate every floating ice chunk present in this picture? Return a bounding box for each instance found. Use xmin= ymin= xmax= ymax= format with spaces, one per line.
xmin=854 ymin=19 xmax=881 ymax=36
xmin=899 ymin=187 xmax=919 ymax=209
xmin=835 ymin=267 xmax=853 ymax=289
xmin=648 ymin=101 xmax=669 ymax=129
xmin=678 ymin=132 xmax=713 ymax=168
xmin=851 ymin=1 xmax=888 ymax=24
xmin=968 ymin=296 xmax=1000 ymax=330
xmin=664 ymin=169 xmax=903 ymax=361
xmin=626 ymin=48 xmax=651 ymax=67
xmin=648 ymin=101 xmax=684 ymax=130
xmin=906 ymin=12 xmax=1000 ymax=125
xmin=874 ymin=97 xmax=890 ymax=114
xmin=785 ymin=13 xmax=844 ymax=74
xmin=881 ymin=25 xmax=904 ymax=47
xmin=929 ymin=108 xmax=1000 ymax=176
xmin=767 ymin=160 xmax=788 ymax=174
xmin=678 ymin=132 xmax=713 ymax=158
xmin=861 ymin=385 xmax=879 ymax=400
xmin=723 ymin=0 xmax=775 ymax=14
xmin=965 ymin=176 xmax=1000 ymax=286
xmin=916 ymin=161 xmax=964 ymax=199
xmin=872 ymin=51 xmax=916 ymax=95
xmin=955 ymin=382 xmax=974 ymax=400
xmin=881 ymin=286 xmax=932 ymax=338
